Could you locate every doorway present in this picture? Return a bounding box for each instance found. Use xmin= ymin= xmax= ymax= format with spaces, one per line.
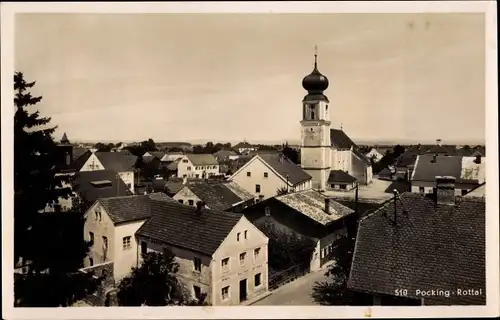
xmin=239 ymin=279 xmax=247 ymax=302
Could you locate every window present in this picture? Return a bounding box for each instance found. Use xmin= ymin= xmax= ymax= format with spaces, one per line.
xmin=183 ymin=174 xmax=187 ymax=178
xmin=265 ymin=207 xmax=271 ymax=216
xmin=222 ymin=258 xmax=229 ymax=272
xmin=163 ymin=247 xmax=168 ymax=257
xmin=255 ymin=184 xmax=261 ymax=193
xmin=419 ymin=187 xmax=425 ymax=194
xmin=89 ymin=232 xmax=94 ymax=245
xmin=126 ymin=183 xmax=132 ymax=189
xmin=221 ymin=286 xmax=229 ymax=300
xmin=244 ymin=230 xmax=248 ymax=240
xmin=196 ymin=167 xmax=199 ymax=170
xmin=461 ymin=189 xmax=468 ymax=196
xmin=187 ymin=166 xmax=192 ymax=171
xmin=178 ymin=199 xmax=184 ymax=204
xmin=182 ymin=159 xmax=188 ymax=163
xmin=102 ymin=236 xmax=108 ymax=249
xmin=340 ymin=184 xmax=347 ymax=190
xmin=254 ymin=247 xmax=261 ymax=259
xmin=331 ymin=184 xmax=335 ymax=188
xmin=122 ymin=236 xmax=131 ymax=250
xmin=239 ymin=252 xmax=246 ymax=265
xmin=263 ymin=172 xmax=268 ymax=178
xmin=141 ymin=241 xmax=147 ymax=254
xmin=255 ymin=273 xmax=262 ymax=287
xmin=195 ymin=174 xmax=199 ymax=178
xmin=237 ymin=232 xmax=241 ymax=241
xmin=89 ymin=257 xmax=94 ymax=266
xmin=188 ymin=200 xmax=194 ymax=206
xmin=247 ymin=172 xmax=251 ymax=177
xmin=193 ymin=257 xmax=202 ymax=272
xmin=193 ymin=286 xmax=202 ymax=300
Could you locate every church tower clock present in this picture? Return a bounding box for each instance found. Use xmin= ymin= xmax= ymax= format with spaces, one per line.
xmin=300 ymin=47 xmax=331 ymax=191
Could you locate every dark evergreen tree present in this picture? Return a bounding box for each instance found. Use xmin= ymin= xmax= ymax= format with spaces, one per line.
xmin=14 ymin=72 xmax=96 ymax=307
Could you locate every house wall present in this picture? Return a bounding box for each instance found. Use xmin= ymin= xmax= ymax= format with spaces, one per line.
xmin=84 ymin=203 xmax=115 ymax=267
xmin=327 ymin=181 xmax=356 ymax=191
xmin=113 ymin=220 xmax=148 ymax=282
xmin=410 ymin=181 xmax=474 ymax=195
xmin=118 ymin=171 xmax=135 ymax=193
xmin=177 ymin=156 xmax=220 ymax=179
xmin=366 ymin=149 xmax=383 ymax=162
xmin=230 ymin=157 xmax=289 ymax=200
xmin=163 ymin=154 xmax=184 ymax=162
xmin=211 ymin=217 xmax=269 ymax=306
xmin=80 ymin=153 xmax=105 ymax=171
xmin=351 ymin=152 xmax=371 ymax=185
xmin=173 ymin=186 xmax=203 ymax=207
xmin=319 ymin=228 xmax=348 ymax=268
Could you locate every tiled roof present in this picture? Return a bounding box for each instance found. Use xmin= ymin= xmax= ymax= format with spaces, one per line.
xmin=98 ymin=193 xmax=176 ymax=224
xmin=223 ymin=181 xmax=255 ymax=201
xmin=426 ymin=144 xmax=458 ymax=156
xmin=142 ymin=155 xmax=155 ymax=164
xmin=73 ymin=170 xmax=133 ymax=204
xmin=166 ymin=159 xmax=181 ymax=171
xmin=136 ymin=200 xmax=243 ymax=255
xmin=258 ymin=153 xmax=312 ymax=185
xmin=464 ymin=183 xmax=486 ymax=198
xmin=395 ymin=149 xmax=425 ymax=168
xmin=186 ymin=154 xmax=219 ymax=166
xmin=348 ymin=193 xmax=485 ymax=305
xmin=182 ymin=181 xmax=242 ymax=211
xmin=412 ymin=155 xmax=485 ymax=184
xmin=95 ymin=152 xmax=138 ymax=172
xmin=275 ymin=189 xmax=354 ymax=225
xmin=328 ymin=170 xmax=357 ymax=184
xmin=214 ymin=150 xmax=238 ymax=158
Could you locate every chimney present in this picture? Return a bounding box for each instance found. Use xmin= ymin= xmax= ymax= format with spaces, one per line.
xmin=435 ymin=176 xmax=456 ymax=205
xmin=432 ymin=154 xmax=437 ymax=163
xmin=324 ymin=198 xmax=331 ymax=215
xmin=196 ymin=201 xmax=205 ymax=215
xmin=182 ymin=176 xmax=187 ymax=185
xmin=436 ymin=139 xmax=442 ymax=146
xmin=475 ymin=154 xmax=482 ymax=164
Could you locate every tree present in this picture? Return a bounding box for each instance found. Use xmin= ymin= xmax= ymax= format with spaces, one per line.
xmin=94 ymin=142 xmax=111 ymax=152
xmin=282 ymin=144 xmax=299 ymax=165
xmin=393 ymin=144 xmax=405 ymax=159
xmin=255 ymin=221 xmax=315 ymax=271
xmin=141 ymin=138 xmax=156 ymax=152
xmin=192 ymin=144 xmax=204 ymax=154
xmin=14 ymin=72 xmax=96 ymax=306
xmin=117 ymin=251 xmax=206 ymax=306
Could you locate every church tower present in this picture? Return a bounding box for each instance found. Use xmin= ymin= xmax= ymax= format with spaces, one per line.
xmin=300 ymin=47 xmax=331 ymax=191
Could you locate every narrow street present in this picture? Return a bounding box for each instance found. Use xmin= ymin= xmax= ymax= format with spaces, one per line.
xmin=251 ymin=266 xmax=330 ymax=306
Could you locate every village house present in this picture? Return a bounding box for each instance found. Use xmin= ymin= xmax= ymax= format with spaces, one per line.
xmin=135 ymin=200 xmax=269 ymax=305
xmin=410 ymin=154 xmax=485 ymax=196
xmin=177 ymin=154 xmax=220 ymax=179
xmin=241 ymin=189 xmax=355 ymax=271
xmin=232 ymin=141 xmax=257 ymax=155
xmin=83 ymin=193 xmax=176 ymax=282
xmin=214 ymin=149 xmax=240 ymax=162
xmin=143 ymin=151 xmax=166 ymax=160
xmin=364 ymin=148 xmax=384 ymax=163
xmin=348 ymin=177 xmax=485 ymax=305
xmin=299 ymin=53 xmax=373 ymax=190
xmin=163 ymin=151 xmax=185 ymax=162
xmin=228 ymin=153 xmax=313 ymax=201
xmin=172 ymin=180 xmax=255 ymax=212
xmin=327 ymin=170 xmax=358 ymax=191
xmin=72 ymin=150 xmax=137 ymax=193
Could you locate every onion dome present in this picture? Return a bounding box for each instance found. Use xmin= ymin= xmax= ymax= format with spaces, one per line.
xmin=302 ymin=50 xmax=329 ymax=94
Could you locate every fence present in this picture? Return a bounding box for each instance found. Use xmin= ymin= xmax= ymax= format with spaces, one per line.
xmin=268 ymin=262 xmax=310 ymax=291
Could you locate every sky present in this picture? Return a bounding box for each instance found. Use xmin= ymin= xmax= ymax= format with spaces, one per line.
xmin=14 ymin=13 xmax=486 ymax=145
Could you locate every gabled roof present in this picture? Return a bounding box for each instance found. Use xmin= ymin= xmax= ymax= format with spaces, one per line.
xmin=463 ymin=182 xmax=486 ymax=198
xmin=275 ymin=189 xmax=354 ymax=225
xmin=147 ymin=151 xmax=166 ymax=159
xmin=223 ymin=181 xmax=255 ymax=202
xmin=257 ymin=153 xmax=312 ymax=185
xmin=136 ymin=200 xmax=243 ymax=255
xmin=166 ymin=159 xmax=181 ymax=171
xmin=180 ymin=181 xmax=242 ymax=211
xmin=426 ymin=144 xmax=458 ymax=156
xmin=330 ymin=128 xmax=357 ymax=149
xmin=72 ymin=147 xmax=90 ymax=161
xmin=327 ymin=170 xmax=357 ymax=184
xmin=330 ymin=129 xmax=371 ymax=164
xmin=95 ymin=151 xmax=137 ymax=172
xmin=97 ymin=193 xmax=176 ymax=225
xmin=214 ymin=149 xmax=238 ymax=158
xmin=395 ymin=149 xmax=425 ymax=168
xmin=73 ymin=170 xmax=133 ymax=204
xmin=348 ymin=193 xmax=485 ymax=305
xmin=185 ymin=154 xmax=219 ymax=166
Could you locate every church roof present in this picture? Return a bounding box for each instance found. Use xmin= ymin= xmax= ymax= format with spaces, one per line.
xmin=330 ymin=129 xmax=371 ymax=165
